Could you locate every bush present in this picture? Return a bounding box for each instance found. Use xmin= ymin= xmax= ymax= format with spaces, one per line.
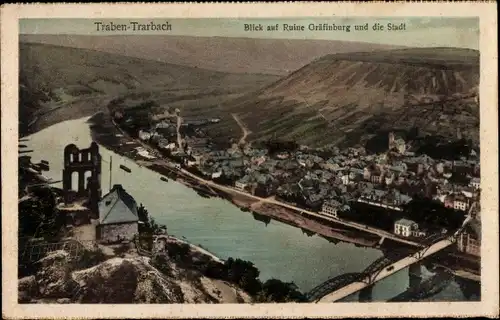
xmin=224 ymin=258 xmax=262 ymax=295
xmin=138 ymin=204 xmax=166 ymax=236
xmin=256 ymin=279 xmax=307 ymax=303
xmin=166 ymin=242 xmax=191 ymax=263
xmin=18 ymin=187 xmax=65 ymax=241
xmin=151 ymin=254 xmax=173 ymax=277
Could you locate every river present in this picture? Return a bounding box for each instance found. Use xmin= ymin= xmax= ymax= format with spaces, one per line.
xmin=23 ymin=117 xmax=479 ymax=301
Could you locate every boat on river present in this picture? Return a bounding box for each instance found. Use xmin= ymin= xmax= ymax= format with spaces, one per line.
xmin=160 ymin=176 xmax=169 ymax=182
xmin=119 ymin=164 xmax=132 ymax=173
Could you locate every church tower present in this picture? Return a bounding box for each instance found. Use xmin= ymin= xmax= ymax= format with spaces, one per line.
xmin=388 ymin=132 xmax=395 ymax=150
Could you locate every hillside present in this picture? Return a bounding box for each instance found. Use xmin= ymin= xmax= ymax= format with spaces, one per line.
xmin=20 ymin=34 xmax=402 ymax=76
xmin=19 ymin=42 xmax=279 ymax=136
xmin=213 ymin=47 xmax=480 ymax=148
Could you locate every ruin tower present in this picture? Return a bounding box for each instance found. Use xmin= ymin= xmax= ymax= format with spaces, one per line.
xmin=62 ymin=142 xmax=102 ymax=218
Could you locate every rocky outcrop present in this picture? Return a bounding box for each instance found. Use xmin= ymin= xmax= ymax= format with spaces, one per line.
xmin=71 ymin=256 xmax=185 ymax=303
xmin=19 ymin=249 xmax=251 ymax=304
xmin=18 ymin=276 xmax=39 ymax=303
xmin=34 ymin=251 xmax=79 ymax=299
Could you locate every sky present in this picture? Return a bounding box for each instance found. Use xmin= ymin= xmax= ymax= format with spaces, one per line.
xmin=19 ymin=17 xmax=479 ymax=49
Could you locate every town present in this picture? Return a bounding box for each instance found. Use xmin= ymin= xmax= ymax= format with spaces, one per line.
xmin=109 ymin=100 xmax=481 ymax=259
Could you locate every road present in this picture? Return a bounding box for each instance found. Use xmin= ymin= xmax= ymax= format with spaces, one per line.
xmin=231 ymin=113 xmax=251 ymax=145
xmin=318 ymin=237 xmax=456 ymax=303
xmin=317 ymin=220 xmax=471 ymax=302
xmin=177 ymin=167 xmax=421 ymax=247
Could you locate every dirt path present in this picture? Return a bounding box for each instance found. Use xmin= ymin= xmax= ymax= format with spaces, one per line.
xmin=231 ymin=113 xmax=251 ymax=145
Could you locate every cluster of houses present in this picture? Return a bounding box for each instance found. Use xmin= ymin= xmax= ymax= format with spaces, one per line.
xmin=119 ymin=110 xmax=482 ymax=251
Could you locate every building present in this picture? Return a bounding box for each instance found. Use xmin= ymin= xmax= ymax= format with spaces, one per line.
xmin=388 ymin=132 xmax=406 ymax=153
xmin=444 ymin=195 xmax=455 ymax=208
xmin=349 ymin=168 xmax=364 ymax=181
xmin=394 ymin=219 xmax=425 ymax=238
xmin=469 ymin=177 xmax=480 ymax=190
xmin=235 ymin=175 xmax=251 ymax=191
xmin=453 ymin=195 xmax=470 ymax=211
xmin=457 ymin=218 xmax=481 ymax=257
xmin=363 ymin=167 xmax=372 ymax=180
xmin=341 ymin=173 xmax=350 ymax=185
xmin=384 ymin=172 xmax=395 ymax=185
xmin=370 ymin=173 xmax=384 ymax=184
xmin=252 ymin=155 xmax=267 ymax=166
xmin=97 ymin=184 xmax=139 ymax=243
xmin=320 ymin=199 xmax=341 ymax=218
xmin=138 ymin=130 xmax=152 ymax=141
xmin=211 ymin=170 xmax=222 ymax=179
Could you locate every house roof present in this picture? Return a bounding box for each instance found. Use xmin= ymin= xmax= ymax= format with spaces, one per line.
xmin=99 ymin=184 xmax=138 ymax=225
xmin=323 ymin=199 xmax=341 ymax=208
xmin=470 ymin=177 xmax=480 ymax=183
xmin=395 ymin=218 xmax=417 ymax=227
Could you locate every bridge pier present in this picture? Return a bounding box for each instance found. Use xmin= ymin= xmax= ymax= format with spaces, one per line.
xmin=358 ymin=284 xmax=374 ymax=302
xmin=409 ymin=262 xmax=422 ymax=290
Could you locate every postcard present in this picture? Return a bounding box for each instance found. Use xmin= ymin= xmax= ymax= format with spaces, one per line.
xmin=1 ymin=2 xmax=498 ymax=319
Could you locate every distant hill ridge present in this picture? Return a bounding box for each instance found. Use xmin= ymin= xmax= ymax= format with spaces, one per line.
xmin=19 ymin=34 xmax=403 ymax=76
xmin=211 ymin=46 xmax=479 ymax=148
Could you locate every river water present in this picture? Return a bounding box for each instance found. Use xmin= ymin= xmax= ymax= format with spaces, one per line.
xmin=23 ymin=117 xmax=478 ymax=301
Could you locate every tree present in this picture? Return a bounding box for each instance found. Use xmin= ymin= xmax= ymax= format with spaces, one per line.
xmin=224 ymin=258 xmax=262 ymax=295
xmin=257 ymin=279 xmax=307 ymax=303
xmin=166 ymin=242 xmax=191 ymax=262
xmin=18 ymin=187 xmax=64 ymax=240
xmin=137 ymin=203 xmax=166 ymax=235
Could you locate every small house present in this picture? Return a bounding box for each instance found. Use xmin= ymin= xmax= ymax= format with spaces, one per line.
xmin=394 ymin=218 xmax=418 ymax=238
xmin=97 ymin=184 xmax=139 ymax=244
xmin=453 ymin=195 xmax=470 ymax=211
xmin=235 ymin=175 xmax=251 ymax=191
xmin=469 ymin=177 xmax=480 ymax=190
xmin=320 ymin=199 xmax=341 ymax=218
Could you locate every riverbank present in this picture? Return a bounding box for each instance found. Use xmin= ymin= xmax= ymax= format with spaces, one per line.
xmin=20 ymin=95 xmax=114 ymax=138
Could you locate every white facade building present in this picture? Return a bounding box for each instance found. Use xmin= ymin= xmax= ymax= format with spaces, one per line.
xmin=394 ymin=218 xmax=420 ymax=238
xmin=469 ymin=177 xmax=480 ymax=190
xmin=341 ymin=174 xmax=350 ymax=185
xmin=320 ymin=200 xmax=341 ymax=218
xmin=453 ymin=197 xmax=470 ymax=211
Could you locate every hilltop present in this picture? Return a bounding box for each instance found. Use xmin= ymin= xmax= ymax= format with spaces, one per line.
xmin=212 ymin=47 xmax=480 ymax=148
xmin=20 ymin=34 xmax=401 ymax=76
xmin=19 ymin=42 xmax=279 ymax=136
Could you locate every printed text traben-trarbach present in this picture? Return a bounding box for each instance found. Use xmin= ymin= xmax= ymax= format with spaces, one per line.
xmin=94 ymin=21 xmax=172 ymax=32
